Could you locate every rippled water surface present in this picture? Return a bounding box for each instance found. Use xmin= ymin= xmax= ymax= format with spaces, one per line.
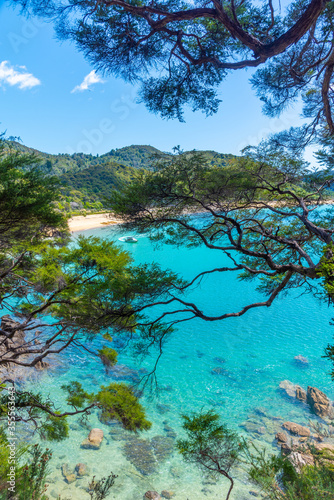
xmin=24 ymin=221 xmax=334 ymax=500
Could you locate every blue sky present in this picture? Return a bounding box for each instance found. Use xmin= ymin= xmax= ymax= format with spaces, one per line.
xmin=0 ymin=1 xmax=305 ymax=156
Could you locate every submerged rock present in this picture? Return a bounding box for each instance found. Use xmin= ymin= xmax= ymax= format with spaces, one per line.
xmin=169 ymin=466 xmax=181 ymax=478
xmin=156 ymin=403 xmax=171 ymax=415
xmin=294 ymin=355 xmax=309 ymax=367
xmin=61 ymin=463 xmax=75 ymax=477
xmin=211 ymin=367 xmax=222 ymax=375
xmin=109 ymin=424 xmax=127 ymax=440
xmin=81 ymin=428 xmax=104 ymax=450
xmin=161 ymin=491 xmax=175 ymax=499
xmin=210 ymin=367 xmax=234 ymax=377
xmin=163 ymin=424 xmax=177 ymax=439
xmin=254 ymin=407 xmax=268 ymax=417
xmin=144 ymin=492 xmax=161 ymax=500
xmin=75 ymin=463 xmax=89 ymax=476
xmin=124 ymin=434 xmax=174 ymax=476
xmin=196 ymin=350 xmax=205 ymax=358
xmin=279 ymin=380 xmax=298 ymax=399
xmin=65 ymin=473 xmax=76 ymax=484
xmin=282 ymin=422 xmax=310 ymax=437
xmin=151 ymin=436 xmax=174 ymax=461
xmin=207 ymin=398 xmax=226 ymax=407
xmin=160 ymin=385 xmax=174 ymax=392
xmin=124 ymin=438 xmax=158 ymax=475
xmin=109 ymin=364 xmax=140 ymax=383
xmin=241 ymin=419 xmax=267 ymax=436
xmin=213 ymin=356 xmax=226 ymax=364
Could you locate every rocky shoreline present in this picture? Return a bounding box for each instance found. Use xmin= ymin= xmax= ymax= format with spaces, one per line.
xmin=2 ymin=317 xmax=334 ymax=499
xmin=0 ymin=315 xmax=49 ymax=381
xmin=45 ymin=370 xmax=334 ymax=500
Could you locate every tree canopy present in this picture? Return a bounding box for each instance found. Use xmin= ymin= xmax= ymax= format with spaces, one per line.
xmin=0 ymin=141 xmax=183 ymax=440
xmin=109 ymin=145 xmax=334 ymax=325
xmin=177 ymin=410 xmax=242 ymax=499
xmin=12 ymin=0 xmax=333 ymax=127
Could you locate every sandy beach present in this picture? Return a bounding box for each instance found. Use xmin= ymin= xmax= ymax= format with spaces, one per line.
xmin=68 ymin=213 xmax=123 ymax=232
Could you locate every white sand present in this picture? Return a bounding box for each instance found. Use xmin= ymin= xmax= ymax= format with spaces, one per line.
xmin=68 ymin=213 xmax=122 ymax=232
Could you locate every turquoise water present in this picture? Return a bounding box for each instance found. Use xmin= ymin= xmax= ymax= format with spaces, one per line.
xmin=24 ymin=221 xmax=334 ymax=500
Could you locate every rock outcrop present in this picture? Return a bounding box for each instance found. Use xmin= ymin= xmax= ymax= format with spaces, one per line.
xmin=307 ymin=386 xmax=332 ymax=419
xmin=0 ymin=316 xmax=26 ymax=365
xmin=296 ymin=386 xmax=307 ymax=401
xmin=314 ymin=442 xmax=334 ymax=453
xmin=0 ymin=316 xmax=51 ymax=377
xmin=35 ymin=360 xmax=50 ymax=371
xmin=288 ymin=451 xmax=314 ymax=474
xmin=282 ymin=422 xmax=310 ymax=437
xmin=279 ymin=381 xmax=334 ymax=419
xmin=275 ymin=432 xmax=288 ymax=446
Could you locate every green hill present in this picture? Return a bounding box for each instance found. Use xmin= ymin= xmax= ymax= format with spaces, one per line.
xmin=4 ymin=141 xmax=236 ymax=214
xmin=100 ymin=145 xmax=170 ymax=169
xmin=59 ymin=162 xmax=137 ymax=212
xmin=5 ymin=141 xmax=168 ymax=175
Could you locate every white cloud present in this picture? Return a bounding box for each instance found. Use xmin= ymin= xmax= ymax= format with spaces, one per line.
xmin=0 ymin=61 xmax=41 ymax=89
xmin=71 ymin=70 xmax=104 ymax=93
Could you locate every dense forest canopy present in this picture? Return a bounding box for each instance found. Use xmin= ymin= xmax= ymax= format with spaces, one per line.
xmin=3 ymin=140 xmax=236 ymax=212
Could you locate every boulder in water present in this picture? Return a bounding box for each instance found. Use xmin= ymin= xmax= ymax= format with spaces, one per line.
xmin=279 ymin=380 xmax=298 ymax=399
xmin=75 ymin=463 xmax=89 ymax=476
xmin=296 ymin=386 xmax=307 ymax=401
xmin=294 ymin=355 xmax=309 ymax=367
xmin=275 ymin=432 xmax=288 ymax=446
xmin=144 ymin=492 xmax=161 ymax=500
xmin=81 ymin=428 xmax=104 ymax=450
xmin=307 ymin=386 xmax=332 ymax=418
xmin=65 ymin=473 xmax=77 ymax=484
xmin=161 ymin=491 xmax=175 ymax=499
xmin=282 ymin=422 xmax=310 ymax=437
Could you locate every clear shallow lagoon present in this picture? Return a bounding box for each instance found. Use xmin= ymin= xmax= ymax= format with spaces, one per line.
xmin=24 ymin=222 xmax=334 ymax=500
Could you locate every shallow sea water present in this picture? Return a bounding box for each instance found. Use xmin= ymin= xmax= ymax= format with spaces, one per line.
xmin=23 ymin=222 xmax=334 ymax=500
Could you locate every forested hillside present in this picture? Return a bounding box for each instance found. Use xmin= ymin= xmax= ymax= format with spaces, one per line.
xmin=59 ymin=162 xmax=137 ymax=212
xmin=5 ymin=141 xmax=236 ymax=213
xmin=5 ymin=141 xmax=169 ymax=174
